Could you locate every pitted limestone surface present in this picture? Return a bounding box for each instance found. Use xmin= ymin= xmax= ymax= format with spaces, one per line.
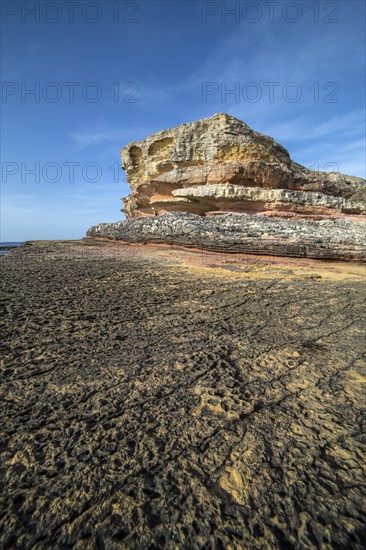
xmin=0 ymin=241 xmax=365 ymax=548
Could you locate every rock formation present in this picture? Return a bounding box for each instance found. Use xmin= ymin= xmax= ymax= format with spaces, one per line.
xmin=87 ymin=113 xmax=366 ymax=260
xmin=88 ymin=213 xmax=366 ymax=261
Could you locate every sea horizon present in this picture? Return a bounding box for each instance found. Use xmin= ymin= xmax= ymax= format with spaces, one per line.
xmin=0 ymin=242 xmax=24 ymax=256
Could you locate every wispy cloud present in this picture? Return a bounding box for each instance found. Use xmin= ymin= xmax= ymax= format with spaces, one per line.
xmin=69 ymin=132 xmax=113 ymax=148
xmin=68 ymin=125 xmax=154 ymax=153
xmin=1 ymin=186 xmax=124 ymax=241
xmin=257 ymin=110 xmax=366 ymax=143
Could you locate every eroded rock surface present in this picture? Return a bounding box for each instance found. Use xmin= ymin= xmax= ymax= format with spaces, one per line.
xmin=88 ymin=212 xmax=366 ymax=261
xmin=88 ymin=114 xmax=365 ymax=260
xmin=0 ymin=241 xmax=365 ymax=548
xmin=120 ymin=113 xmax=365 ymax=218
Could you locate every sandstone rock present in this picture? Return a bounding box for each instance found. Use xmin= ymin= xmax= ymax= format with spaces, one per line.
xmin=120 ymin=113 xmax=365 ymax=218
xmin=87 ymin=114 xmax=366 ymax=260
xmin=170 ymin=185 xmax=366 ymax=216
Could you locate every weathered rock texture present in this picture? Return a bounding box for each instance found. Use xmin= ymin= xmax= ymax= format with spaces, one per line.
xmin=88 ymin=212 xmax=366 ymax=261
xmin=87 ymin=113 xmax=366 ymax=260
xmin=1 ymin=241 xmax=365 ymax=548
xmin=120 ymin=113 xmax=366 ymax=219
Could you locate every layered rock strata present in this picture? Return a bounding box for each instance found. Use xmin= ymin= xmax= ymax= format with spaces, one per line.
xmin=87 ymin=113 xmax=366 ymax=260
xmin=88 ymin=212 xmax=366 ymax=261
xmin=120 ymin=113 xmax=365 ymax=218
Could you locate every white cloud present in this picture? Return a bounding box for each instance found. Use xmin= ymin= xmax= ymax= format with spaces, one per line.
xmin=69 ymin=132 xmax=112 ymax=147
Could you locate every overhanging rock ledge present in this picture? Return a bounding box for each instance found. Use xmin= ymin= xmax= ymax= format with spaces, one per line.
xmin=86 ymin=113 xmax=366 ymax=261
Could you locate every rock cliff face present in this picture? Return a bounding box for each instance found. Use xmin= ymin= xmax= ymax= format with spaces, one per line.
xmin=88 ymin=213 xmax=366 ymax=261
xmin=120 ymin=113 xmax=365 ymax=219
xmin=87 ymin=113 xmax=366 ymax=260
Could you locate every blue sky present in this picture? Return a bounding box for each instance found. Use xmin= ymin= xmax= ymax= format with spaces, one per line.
xmin=1 ymin=0 xmax=365 ymax=241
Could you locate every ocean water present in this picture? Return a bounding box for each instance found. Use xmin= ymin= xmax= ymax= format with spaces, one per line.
xmin=0 ymin=242 xmax=24 ymax=256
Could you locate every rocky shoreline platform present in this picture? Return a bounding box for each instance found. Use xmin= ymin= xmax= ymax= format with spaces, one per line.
xmin=87 ymin=113 xmax=366 ymax=261
xmin=1 ymin=240 xmax=365 ymax=547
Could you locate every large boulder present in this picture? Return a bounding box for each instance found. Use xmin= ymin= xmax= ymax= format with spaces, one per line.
xmin=87 ymin=114 xmax=366 ymax=260
xmin=120 ymin=113 xmax=365 ymax=218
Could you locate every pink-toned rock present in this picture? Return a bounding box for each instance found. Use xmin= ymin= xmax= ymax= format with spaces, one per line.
xmin=120 ymin=113 xmax=365 ymax=219
xmin=87 ymin=114 xmax=366 ymax=261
